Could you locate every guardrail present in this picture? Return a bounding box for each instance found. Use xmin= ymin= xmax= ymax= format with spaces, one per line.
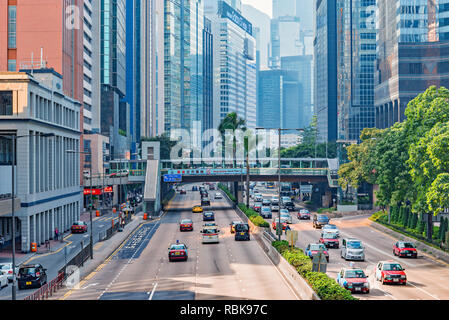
xmin=23 ymin=272 xmax=65 ymax=300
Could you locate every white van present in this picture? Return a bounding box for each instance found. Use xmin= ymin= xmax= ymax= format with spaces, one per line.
xmin=201 ymin=227 xmax=220 ymax=244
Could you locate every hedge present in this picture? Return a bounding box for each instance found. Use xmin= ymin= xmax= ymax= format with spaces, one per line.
xmin=238 ymin=203 xmax=270 ymax=228
xmin=218 ymin=183 xmax=236 ymax=202
xmin=272 ymin=241 xmax=357 ymax=300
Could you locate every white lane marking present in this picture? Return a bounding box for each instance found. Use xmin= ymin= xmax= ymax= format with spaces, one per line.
xmin=406 ymin=281 xmax=440 ymax=300
xmin=148 ymin=283 xmax=158 ymax=300
xmin=82 ymin=283 xmax=99 ymax=290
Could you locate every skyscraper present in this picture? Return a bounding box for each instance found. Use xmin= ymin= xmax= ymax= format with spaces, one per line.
xmin=314 ymin=0 xmax=338 ymax=142
xmin=375 ymin=0 xmax=449 ymax=129
xmin=162 ymin=0 xmax=204 ymax=149
xmin=100 ymin=0 xmax=128 ymax=157
xmin=337 ymin=0 xmax=376 ymax=142
xmin=205 ymin=0 xmax=257 ymax=130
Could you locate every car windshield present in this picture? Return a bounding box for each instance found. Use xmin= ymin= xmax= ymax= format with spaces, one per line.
xmin=399 ymin=242 xmax=415 ymax=248
xmin=262 ymin=208 xmax=270 ymax=212
xmin=19 ymin=267 xmax=36 ymax=275
xmin=347 ymin=241 xmax=362 ymax=249
xmin=383 ymin=263 xmax=403 ymax=271
xmin=235 ymin=224 xmax=249 ymax=231
xmin=324 ymin=225 xmax=337 ymax=229
xmin=318 ymin=216 xmax=329 ymax=221
xmin=280 ymin=210 xmax=289 ymax=214
xmin=170 ymin=245 xmax=186 ymax=250
xmin=0 ymin=264 xmax=11 ymax=270
xmin=73 ymin=221 xmax=84 ymax=226
xmin=203 ymin=228 xmax=218 ymax=234
xmin=322 ymin=233 xmax=338 ymax=239
xmin=254 ymin=202 xmax=262 ymax=206
xmin=204 ymin=213 xmax=213 ymax=216
xmin=181 ymin=219 xmax=192 ymax=224
xmin=345 ymin=270 xmax=366 ymax=278
xmin=310 ymin=244 xmax=326 ymax=251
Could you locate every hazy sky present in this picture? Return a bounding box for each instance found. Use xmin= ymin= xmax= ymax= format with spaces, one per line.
xmin=242 ymin=0 xmax=272 ymax=18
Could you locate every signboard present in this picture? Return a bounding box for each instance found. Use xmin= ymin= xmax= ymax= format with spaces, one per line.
xmin=104 ymin=186 xmax=114 ymax=193
xmin=300 ymin=185 xmax=313 ymax=193
xmin=168 ymin=169 xmax=247 ymax=176
xmin=286 ymin=230 xmax=298 ymax=247
xmin=84 ymin=189 xmax=102 ymax=196
xmin=163 ymin=174 xmax=183 ymax=183
xmin=219 ymin=1 xmax=253 ymax=35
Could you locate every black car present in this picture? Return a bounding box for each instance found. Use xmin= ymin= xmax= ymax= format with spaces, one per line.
xmin=234 ymin=223 xmax=250 ymax=241
xmin=17 ymin=264 xmax=47 ymax=290
xmin=203 ymin=212 xmax=215 ymax=221
xmin=283 ymin=201 xmax=295 ymax=211
xmin=260 ymin=207 xmax=272 ymax=219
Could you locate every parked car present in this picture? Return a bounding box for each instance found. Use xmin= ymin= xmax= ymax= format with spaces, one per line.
xmin=375 ymin=261 xmax=407 ymax=285
xmin=313 ymin=214 xmax=330 ymax=229
xmin=393 ymin=241 xmax=418 ymax=258
xmin=337 ymin=267 xmax=370 ymax=294
xmin=71 ymin=221 xmax=88 ymax=234
xmin=17 ymin=264 xmax=47 ymax=290
xmin=341 ymin=238 xmax=365 ymax=261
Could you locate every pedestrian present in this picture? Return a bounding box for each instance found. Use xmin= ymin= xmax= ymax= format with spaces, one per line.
xmin=54 ymin=227 xmax=59 ymax=241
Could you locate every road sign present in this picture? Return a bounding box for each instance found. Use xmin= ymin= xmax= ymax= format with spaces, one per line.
xmin=167 ymin=168 xmax=247 ymax=176
xmin=300 ymin=185 xmax=313 ymax=193
xmin=286 ymin=230 xmax=298 ymax=247
xmin=163 ymin=174 xmax=182 ymax=183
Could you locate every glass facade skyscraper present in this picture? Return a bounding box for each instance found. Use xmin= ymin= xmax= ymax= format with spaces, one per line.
xmin=164 ymin=0 xmax=204 ymax=148
xmin=337 ymin=0 xmax=376 ymax=142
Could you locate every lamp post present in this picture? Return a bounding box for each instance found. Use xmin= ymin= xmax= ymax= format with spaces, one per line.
xmin=256 ymin=128 xmax=304 ymax=241
xmin=0 ymin=132 xmax=54 ymax=300
xmin=66 ymin=150 xmax=94 ymax=259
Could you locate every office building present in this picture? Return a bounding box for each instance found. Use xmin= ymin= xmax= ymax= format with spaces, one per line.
xmin=0 ymin=70 xmax=82 ymax=253
xmin=314 ymin=0 xmax=338 ymax=142
xmin=205 ymin=0 xmax=257 ymax=130
xmin=258 ymin=69 xmax=302 ymax=130
xmin=375 ymin=0 xmax=449 ymax=129
xmin=337 ymin=0 xmax=376 ymax=142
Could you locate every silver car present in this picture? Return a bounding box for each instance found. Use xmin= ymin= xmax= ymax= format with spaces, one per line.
xmin=280 ymin=209 xmax=292 ymax=224
xmin=341 ymin=238 xmax=365 ymax=261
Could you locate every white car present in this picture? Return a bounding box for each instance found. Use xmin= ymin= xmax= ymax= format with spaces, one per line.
xmin=0 ymin=272 xmax=8 ymax=289
xmin=280 ymin=209 xmax=292 ymax=224
xmin=322 ymin=224 xmax=340 ymax=237
xmin=214 ymin=192 xmax=223 ymax=199
xmin=0 ymin=263 xmax=13 ymax=282
xmin=201 ymin=227 xmax=220 ymax=244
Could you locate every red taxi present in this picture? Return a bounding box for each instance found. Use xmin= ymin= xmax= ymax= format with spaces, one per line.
xmin=393 ymin=241 xmax=418 ymax=258
xmin=272 ymin=218 xmax=288 ymax=230
xmin=375 ymin=261 xmax=407 ymax=285
xmin=168 ymin=242 xmax=188 ymax=262
xmin=319 ymin=232 xmax=340 ymax=249
xmin=71 ymin=221 xmax=88 ymax=234
xmin=179 ymin=219 xmax=193 ymax=232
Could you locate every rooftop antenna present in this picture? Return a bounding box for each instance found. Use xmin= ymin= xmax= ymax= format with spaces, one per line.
xmin=31 ymin=52 xmax=34 ymax=75
xmin=40 ymin=47 xmax=44 ymax=68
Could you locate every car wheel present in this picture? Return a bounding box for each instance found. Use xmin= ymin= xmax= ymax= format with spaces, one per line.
xmin=381 ymin=276 xmax=386 ymax=285
xmin=393 ymin=250 xmax=396 ymax=256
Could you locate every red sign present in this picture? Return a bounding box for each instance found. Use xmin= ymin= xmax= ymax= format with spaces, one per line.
xmin=84 ymin=189 xmax=102 ymax=195
xmin=104 ymin=186 xmax=113 ymax=193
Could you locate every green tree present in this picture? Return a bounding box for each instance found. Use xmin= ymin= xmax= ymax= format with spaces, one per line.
xmin=141 ymin=133 xmax=178 ymax=160
xmin=218 ymin=112 xmax=246 ymax=165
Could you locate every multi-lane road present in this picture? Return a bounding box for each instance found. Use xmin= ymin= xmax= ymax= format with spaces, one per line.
xmin=254 ymin=187 xmax=449 ymax=300
xmin=59 ymin=185 xmax=300 ymax=300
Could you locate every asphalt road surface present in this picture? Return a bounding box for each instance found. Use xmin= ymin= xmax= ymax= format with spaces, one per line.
xmin=59 ymin=185 xmax=300 ymax=300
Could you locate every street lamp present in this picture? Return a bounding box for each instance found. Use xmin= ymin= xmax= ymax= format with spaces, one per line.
xmin=256 ymin=128 xmax=305 ymax=241
xmin=0 ymin=132 xmax=55 ymax=300
xmin=66 ymin=150 xmax=94 ymax=260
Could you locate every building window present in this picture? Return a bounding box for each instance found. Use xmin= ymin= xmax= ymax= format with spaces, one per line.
xmin=8 ymin=6 xmax=17 ymax=49
xmin=7 ymin=60 xmax=16 ymax=72
xmin=0 ymin=91 xmax=13 ymax=116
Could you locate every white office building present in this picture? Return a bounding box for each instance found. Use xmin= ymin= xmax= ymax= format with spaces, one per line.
xmin=205 ymin=0 xmax=257 ymax=130
xmin=0 ymin=70 xmax=82 ymax=253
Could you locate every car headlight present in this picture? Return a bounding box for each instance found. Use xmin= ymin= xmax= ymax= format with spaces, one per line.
xmin=401 ymin=275 xmax=406 ymax=279
xmin=363 ymin=282 xmax=369 ymax=288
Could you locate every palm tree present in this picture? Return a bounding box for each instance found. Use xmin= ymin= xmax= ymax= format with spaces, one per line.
xmin=218 ymin=112 xmax=246 ymax=167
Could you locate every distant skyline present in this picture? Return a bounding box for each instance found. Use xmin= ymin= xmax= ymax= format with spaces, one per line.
xmin=242 ymin=0 xmax=272 ymax=17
